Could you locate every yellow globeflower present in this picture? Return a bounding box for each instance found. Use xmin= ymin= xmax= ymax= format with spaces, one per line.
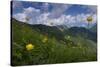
xmin=26 ymin=43 xmax=34 ymax=51
xmin=87 ymin=16 xmax=93 ymax=22
xmin=42 ymin=36 xmax=48 ymax=43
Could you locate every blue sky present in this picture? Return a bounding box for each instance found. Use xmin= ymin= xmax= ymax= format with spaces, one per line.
xmin=12 ymin=1 xmax=97 ymax=27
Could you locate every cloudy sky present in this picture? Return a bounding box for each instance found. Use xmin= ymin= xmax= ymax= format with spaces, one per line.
xmin=12 ymin=1 xmax=97 ymax=27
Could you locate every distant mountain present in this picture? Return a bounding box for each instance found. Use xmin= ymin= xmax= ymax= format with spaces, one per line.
xmin=66 ymin=27 xmax=97 ymax=42
xmin=12 ymin=18 xmax=97 ymax=43
xmin=12 ymin=18 xmax=66 ymax=41
xmin=30 ymin=24 xmax=66 ymax=41
xmin=90 ymin=24 xmax=97 ymax=33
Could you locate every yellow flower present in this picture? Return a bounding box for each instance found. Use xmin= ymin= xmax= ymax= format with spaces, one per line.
xmin=42 ymin=36 xmax=48 ymax=43
xmin=26 ymin=43 xmax=34 ymax=51
xmin=87 ymin=16 xmax=93 ymax=22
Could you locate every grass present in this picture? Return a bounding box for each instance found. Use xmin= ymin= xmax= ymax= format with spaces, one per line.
xmin=11 ymin=19 xmax=97 ymax=66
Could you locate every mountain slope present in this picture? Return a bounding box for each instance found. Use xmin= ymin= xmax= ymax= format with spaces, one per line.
xmin=66 ymin=27 xmax=97 ymax=42
xmin=11 ymin=18 xmax=97 ymax=66
xmin=90 ymin=24 xmax=97 ymax=33
xmin=30 ymin=24 xmax=65 ymax=41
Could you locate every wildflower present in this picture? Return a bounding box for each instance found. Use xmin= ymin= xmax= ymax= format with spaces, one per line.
xmin=87 ymin=16 xmax=93 ymax=22
xmin=26 ymin=43 xmax=34 ymax=51
xmin=67 ymin=36 xmax=71 ymax=39
xmin=42 ymin=36 xmax=48 ymax=43
xmin=87 ymin=16 xmax=93 ymax=28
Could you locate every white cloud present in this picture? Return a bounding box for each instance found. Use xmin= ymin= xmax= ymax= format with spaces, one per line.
xmin=13 ymin=6 xmax=97 ymax=27
xmin=23 ymin=7 xmax=40 ymax=14
xmin=37 ymin=13 xmax=97 ymax=27
xmin=13 ymin=7 xmax=41 ymax=24
xmin=48 ymin=4 xmax=72 ymax=18
xmin=37 ymin=13 xmax=66 ymax=26
xmin=13 ymin=13 xmax=26 ymax=22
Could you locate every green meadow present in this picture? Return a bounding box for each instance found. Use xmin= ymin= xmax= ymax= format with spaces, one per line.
xmin=11 ymin=19 xmax=97 ymax=66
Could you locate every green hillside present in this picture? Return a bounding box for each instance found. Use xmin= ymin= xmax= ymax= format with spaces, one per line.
xmin=66 ymin=27 xmax=97 ymax=42
xmin=90 ymin=24 xmax=97 ymax=33
xmin=11 ymin=18 xmax=97 ymax=66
